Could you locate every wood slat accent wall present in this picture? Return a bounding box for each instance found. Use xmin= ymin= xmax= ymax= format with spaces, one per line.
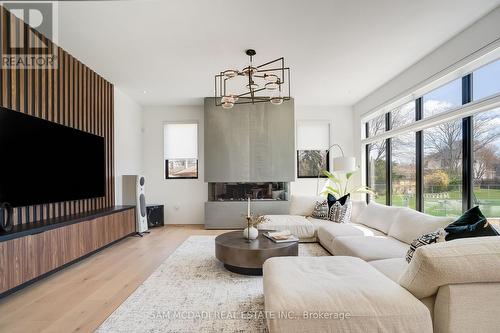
xmin=0 ymin=6 xmax=114 ymax=225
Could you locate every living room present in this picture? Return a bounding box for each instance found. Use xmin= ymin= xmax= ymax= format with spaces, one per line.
xmin=0 ymin=1 xmax=499 ymax=332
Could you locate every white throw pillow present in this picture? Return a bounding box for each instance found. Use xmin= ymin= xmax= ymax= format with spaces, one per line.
xmin=357 ymin=201 xmax=400 ymax=234
xmin=350 ymin=200 xmax=367 ymax=223
xmin=289 ymin=195 xmax=324 ymax=216
xmin=388 ymin=208 xmax=454 ymax=245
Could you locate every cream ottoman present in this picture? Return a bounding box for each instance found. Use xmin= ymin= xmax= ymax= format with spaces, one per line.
xmin=263 ymin=256 xmax=432 ymax=333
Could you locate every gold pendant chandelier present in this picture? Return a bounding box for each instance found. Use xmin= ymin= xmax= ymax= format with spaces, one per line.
xmin=214 ymin=49 xmax=291 ymax=109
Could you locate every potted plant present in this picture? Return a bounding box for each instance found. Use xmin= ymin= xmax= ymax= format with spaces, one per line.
xmin=321 ymin=169 xmax=374 ymax=198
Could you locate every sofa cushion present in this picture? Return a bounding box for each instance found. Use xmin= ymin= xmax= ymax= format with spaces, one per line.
xmin=420 ymin=296 xmax=436 ymax=321
xmin=398 ymin=236 xmax=500 ymax=298
xmin=332 ymin=235 xmax=409 ymax=261
xmin=351 ymin=200 xmax=367 ymax=223
xmin=357 ymin=202 xmax=400 ymax=234
xmin=289 ymin=195 xmax=323 ymax=216
xmin=263 ymin=256 xmax=432 ymax=333
xmin=316 ymin=222 xmax=384 ymax=254
xmin=369 ymin=259 xmax=437 ymax=320
xmin=388 ymin=208 xmax=453 ymax=244
xmin=316 ymin=221 xmax=385 ymax=238
xmin=369 ymin=258 xmax=408 ymax=283
xmin=307 ymin=217 xmax=334 ymax=230
xmin=259 ymin=215 xmax=315 ymax=240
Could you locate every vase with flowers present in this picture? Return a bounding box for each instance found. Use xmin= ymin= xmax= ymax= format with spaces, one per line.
xmin=243 ymin=214 xmax=268 ymax=241
xmin=243 ymin=197 xmax=269 ymax=241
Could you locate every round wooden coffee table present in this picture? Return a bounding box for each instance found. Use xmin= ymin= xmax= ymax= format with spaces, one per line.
xmin=215 ymin=230 xmax=298 ymax=275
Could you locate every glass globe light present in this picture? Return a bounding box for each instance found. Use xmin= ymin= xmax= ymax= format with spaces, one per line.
xmin=264 ymin=74 xmax=278 ymax=83
xmin=270 ymin=97 xmax=283 ymax=105
xmin=222 ymin=102 xmax=234 ymax=109
xmin=223 ymin=70 xmax=238 ymax=78
xmin=246 ymin=81 xmax=259 ymax=90
xmin=221 ymin=95 xmax=236 ymax=104
xmin=265 ymin=82 xmax=279 ymax=90
xmin=242 ymin=66 xmax=258 ymax=77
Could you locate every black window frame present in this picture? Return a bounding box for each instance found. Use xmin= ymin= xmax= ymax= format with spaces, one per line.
xmin=296 ymin=150 xmax=330 ymax=178
xmin=365 ymin=71 xmax=487 ymax=215
xmin=165 ymin=159 xmax=199 ymax=180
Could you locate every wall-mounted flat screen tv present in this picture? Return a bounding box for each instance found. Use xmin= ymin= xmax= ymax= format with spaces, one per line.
xmin=0 ymin=107 xmax=105 ymax=207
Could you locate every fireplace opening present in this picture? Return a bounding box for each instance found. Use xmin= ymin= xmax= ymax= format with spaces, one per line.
xmin=208 ymin=182 xmax=289 ymax=201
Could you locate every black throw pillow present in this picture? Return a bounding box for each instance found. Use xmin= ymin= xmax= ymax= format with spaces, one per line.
xmin=444 ymin=206 xmax=499 ymax=241
xmin=327 ymin=193 xmax=350 ymax=209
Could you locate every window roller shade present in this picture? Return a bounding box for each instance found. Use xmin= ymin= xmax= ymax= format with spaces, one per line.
xmin=297 ymin=121 xmax=330 ymax=150
xmin=164 ymin=123 xmax=198 ymax=159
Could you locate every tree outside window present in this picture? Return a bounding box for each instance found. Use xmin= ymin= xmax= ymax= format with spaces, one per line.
xmin=473 ymin=108 xmax=500 ymax=220
xmin=297 ymin=150 xmax=329 ymax=178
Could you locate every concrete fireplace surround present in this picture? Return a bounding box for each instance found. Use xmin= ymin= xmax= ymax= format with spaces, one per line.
xmin=203 ymin=98 xmax=295 ymax=229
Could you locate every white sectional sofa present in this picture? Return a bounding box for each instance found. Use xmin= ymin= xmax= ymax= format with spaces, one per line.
xmin=259 ymin=195 xmax=454 ymax=260
xmin=260 ymin=195 xmax=500 ymax=333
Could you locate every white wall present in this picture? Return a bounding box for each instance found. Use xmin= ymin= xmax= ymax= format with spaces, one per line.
xmin=291 ymin=105 xmax=356 ymax=197
xmin=352 ymin=6 xmax=500 ymax=187
xmin=114 ymin=86 xmax=144 ymax=205
xmin=141 ymin=104 xmax=356 ymax=224
xmin=142 ymin=106 xmax=207 ymax=225
xmin=354 ymin=6 xmax=500 ymax=117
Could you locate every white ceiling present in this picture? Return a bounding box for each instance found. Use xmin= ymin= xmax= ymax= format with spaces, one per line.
xmin=56 ymin=0 xmax=500 ymax=106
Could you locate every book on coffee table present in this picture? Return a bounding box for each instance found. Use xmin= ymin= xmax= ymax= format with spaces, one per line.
xmin=263 ymin=231 xmax=299 ymax=243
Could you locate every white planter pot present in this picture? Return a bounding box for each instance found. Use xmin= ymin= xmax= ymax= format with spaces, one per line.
xmin=243 ymin=226 xmax=258 ymax=240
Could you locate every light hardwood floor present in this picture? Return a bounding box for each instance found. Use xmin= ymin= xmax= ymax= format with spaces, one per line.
xmin=0 ymin=225 xmax=228 ymax=333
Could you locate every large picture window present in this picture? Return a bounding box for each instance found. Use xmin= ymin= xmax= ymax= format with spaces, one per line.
xmin=473 ymin=59 xmax=500 ymax=101
xmin=391 ymin=133 xmax=416 ymax=208
xmin=363 ymin=58 xmax=500 ymax=221
xmin=473 ymin=108 xmax=500 ymax=219
xmin=423 ymin=79 xmax=461 ymax=118
xmin=164 ymin=123 xmax=198 ymax=179
xmin=423 ymin=120 xmax=463 ymax=217
xmin=366 ymin=114 xmax=385 ymax=138
xmin=391 ymin=101 xmax=415 ymax=129
xmin=367 ymin=140 xmax=387 ymax=204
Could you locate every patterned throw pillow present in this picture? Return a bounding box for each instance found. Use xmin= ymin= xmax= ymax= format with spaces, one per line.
xmin=327 ymin=193 xmax=350 ymax=209
xmin=406 ymin=229 xmax=446 ymax=263
xmin=311 ymin=200 xmax=329 ymax=220
xmin=328 ymin=197 xmax=352 ymax=223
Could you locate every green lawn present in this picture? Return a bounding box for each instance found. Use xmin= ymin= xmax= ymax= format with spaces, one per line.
xmin=475 ymin=187 xmax=500 ymax=200
xmin=372 ymin=187 xmax=500 ymax=218
xmin=474 ymin=188 xmax=500 ymax=218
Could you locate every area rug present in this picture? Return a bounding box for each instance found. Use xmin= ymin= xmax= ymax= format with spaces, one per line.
xmin=96 ymin=235 xmax=329 ymax=333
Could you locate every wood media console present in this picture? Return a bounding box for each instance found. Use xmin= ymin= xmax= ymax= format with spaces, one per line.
xmin=0 ymin=206 xmax=136 ymax=298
